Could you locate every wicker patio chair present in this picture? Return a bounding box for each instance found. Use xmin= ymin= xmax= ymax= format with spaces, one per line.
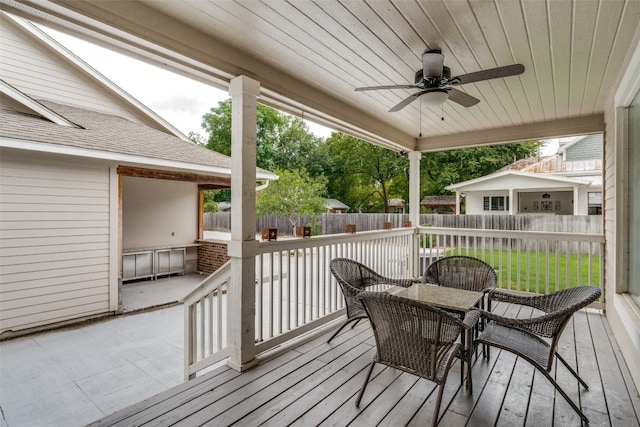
xmin=423 ymin=255 xmax=497 ymax=356
xmin=356 ymin=291 xmax=481 ymax=427
xmin=327 ymin=258 xmax=414 ymax=343
xmin=473 ymin=286 xmax=602 ymax=425
xmin=422 ymin=255 xmax=497 ymax=306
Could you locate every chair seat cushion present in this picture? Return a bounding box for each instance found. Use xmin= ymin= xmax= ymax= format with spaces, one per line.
xmin=476 ymin=322 xmax=552 ymax=371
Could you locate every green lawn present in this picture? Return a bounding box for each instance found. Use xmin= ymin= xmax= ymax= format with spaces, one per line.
xmin=448 ymin=248 xmax=601 ymax=294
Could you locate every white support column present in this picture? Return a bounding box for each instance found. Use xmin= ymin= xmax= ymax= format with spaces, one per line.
xmin=509 ymin=188 xmax=515 ymax=214
xmin=408 ymin=151 xmax=422 ymax=226
xmin=227 ymin=75 xmax=260 ymax=372
xmin=455 ymin=192 xmax=461 ymax=215
xmin=408 ymin=151 xmax=421 ymax=278
xmin=573 ymin=186 xmax=580 ymax=215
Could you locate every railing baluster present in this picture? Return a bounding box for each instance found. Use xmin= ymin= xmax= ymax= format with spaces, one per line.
xmin=257 ymin=254 xmax=263 ymax=342
xmin=268 ymin=252 xmax=274 ymax=339
xmin=544 ymin=240 xmax=550 ymax=294
xmin=198 ymin=299 xmax=205 ymax=360
xmin=208 ymin=292 xmax=213 ymax=356
xmin=577 ymin=241 xmax=583 ymax=287
xmin=272 ymin=251 xmax=285 ymax=335
xmin=217 ymin=284 xmax=223 ymax=350
xmin=566 ymin=241 xmax=571 ymax=288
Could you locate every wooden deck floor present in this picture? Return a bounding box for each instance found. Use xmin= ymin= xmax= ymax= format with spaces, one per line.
xmin=90 ymin=304 xmax=639 ymax=426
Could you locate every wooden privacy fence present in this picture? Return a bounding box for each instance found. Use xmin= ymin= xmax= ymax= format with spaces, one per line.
xmin=204 ymin=213 xmax=602 ymax=236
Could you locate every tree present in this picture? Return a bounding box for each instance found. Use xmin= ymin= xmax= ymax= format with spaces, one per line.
xmin=201 ymin=99 xmax=323 ymax=173
xmin=203 ymin=191 xmax=219 ymax=212
xmin=321 ymin=133 xmax=409 ymax=212
xmin=256 ymin=168 xmax=327 ymax=234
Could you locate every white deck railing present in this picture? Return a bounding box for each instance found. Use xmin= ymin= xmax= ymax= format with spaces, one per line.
xmin=417 ymin=227 xmax=604 ymax=298
xmin=182 ymin=262 xmax=231 ymax=379
xmin=184 ymin=226 xmax=604 ymax=378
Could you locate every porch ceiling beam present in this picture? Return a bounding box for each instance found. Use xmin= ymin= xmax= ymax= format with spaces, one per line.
xmin=117 ymin=166 xmax=231 ymax=186
xmin=416 ymin=114 xmax=605 ymax=152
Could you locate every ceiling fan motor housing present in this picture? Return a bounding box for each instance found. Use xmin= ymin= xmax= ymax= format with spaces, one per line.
xmin=414 ymin=66 xmax=452 ymax=88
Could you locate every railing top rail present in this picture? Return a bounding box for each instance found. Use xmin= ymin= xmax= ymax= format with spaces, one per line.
xmin=420 ymin=226 xmax=605 ymax=243
xmin=181 ymin=261 xmax=231 ymax=305
xmin=255 ymin=227 xmax=416 ymax=254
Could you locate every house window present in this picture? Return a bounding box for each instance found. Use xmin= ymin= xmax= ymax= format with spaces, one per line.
xmin=483 ymin=196 xmax=509 ymax=211
xmin=588 ymin=192 xmax=602 ymax=215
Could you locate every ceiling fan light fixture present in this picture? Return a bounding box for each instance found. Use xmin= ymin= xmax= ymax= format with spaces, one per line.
xmin=422 ymin=89 xmax=449 ymax=107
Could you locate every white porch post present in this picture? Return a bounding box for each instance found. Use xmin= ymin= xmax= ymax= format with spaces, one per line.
xmin=573 ymin=186 xmax=580 ymax=215
xmin=509 ymin=188 xmax=515 ymax=214
xmin=408 ymin=151 xmax=421 ymax=278
xmin=455 ymin=192 xmax=461 ymax=215
xmin=227 ymin=75 xmax=260 ymax=372
xmin=408 ymin=151 xmax=421 ymax=225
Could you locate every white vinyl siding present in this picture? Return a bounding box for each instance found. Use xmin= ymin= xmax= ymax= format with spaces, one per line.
xmin=0 ymin=151 xmax=111 ymax=333
xmin=0 ymin=18 xmax=142 ymax=123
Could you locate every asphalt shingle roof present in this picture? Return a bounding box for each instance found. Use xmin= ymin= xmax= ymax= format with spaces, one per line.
xmin=1 ymin=100 xmax=273 ymax=178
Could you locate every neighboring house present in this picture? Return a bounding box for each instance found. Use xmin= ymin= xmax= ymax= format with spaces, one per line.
xmin=325 ymin=198 xmax=349 ymax=213
xmin=0 ymin=14 xmax=276 ymax=337
xmin=420 ymin=195 xmax=457 ymax=214
xmin=387 ymin=198 xmax=405 ymax=214
xmin=446 ymin=134 xmax=603 ymax=215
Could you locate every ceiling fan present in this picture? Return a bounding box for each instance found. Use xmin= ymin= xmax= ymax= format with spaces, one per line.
xmin=355 ymin=49 xmax=525 ymax=112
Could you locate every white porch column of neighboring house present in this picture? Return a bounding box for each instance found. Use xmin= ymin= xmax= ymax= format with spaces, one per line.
xmin=227 ymin=75 xmax=260 ymax=372
xmin=573 ymin=186 xmax=580 ymax=215
xmin=408 ymin=151 xmax=421 ymax=225
xmin=455 ymin=192 xmax=461 ymax=215
xmin=509 ymin=188 xmax=515 ymax=214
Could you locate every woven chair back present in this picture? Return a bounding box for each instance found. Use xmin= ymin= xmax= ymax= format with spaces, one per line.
xmin=359 ymin=291 xmax=463 ymax=383
xmin=424 ymin=255 xmax=496 ymax=293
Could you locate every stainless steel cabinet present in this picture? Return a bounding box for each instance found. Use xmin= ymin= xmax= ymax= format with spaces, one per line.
xmin=122 ymin=250 xmax=154 ymax=281
xmin=122 ymin=247 xmax=185 ymax=282
xmin=155 ymin=248 xmax=185 ymax=278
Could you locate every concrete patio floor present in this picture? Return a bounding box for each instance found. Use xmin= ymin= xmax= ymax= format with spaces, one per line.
xmin=0 ymin=274 xmax=204 ymax=427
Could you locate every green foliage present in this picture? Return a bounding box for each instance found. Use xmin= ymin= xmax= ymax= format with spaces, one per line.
xmin=321 ymin=133 xmax=409 ymax=212
xmin=256 ymin=168 xmax=328 ymax=231
xmin=203 ymin=191 xmax=219 ymax=212
xmin=421 ymin=141 xmax=540 ymax=195
xmin=201 ymin=99 xmax=325 ymax=173
xmin=198 ymin=98 xmax=540 ymax=215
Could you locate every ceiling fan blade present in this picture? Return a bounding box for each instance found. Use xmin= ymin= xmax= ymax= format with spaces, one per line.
xmin=447 ymin=88 xmax=480 ymax=107
xmin=423 ymin=49 xmax=444 ymax=78
xmin=453 ymin=64 xmax=525 ymax=85
xmin=389 ymin=91 xmax=425 ymax=112
xmin=355 ymin=84 xmax=418 ymax=91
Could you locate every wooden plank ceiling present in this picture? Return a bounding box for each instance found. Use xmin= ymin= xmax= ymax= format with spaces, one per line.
xmin=2 ymin=0 xmax=639 ymax=152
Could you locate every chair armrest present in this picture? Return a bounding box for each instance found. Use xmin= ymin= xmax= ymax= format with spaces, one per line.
xmin=462 ymin=309 xmax=481 ymax=329
xmin=474 ymin=308 xmax=560 ymax=328
xmin=487 ymin=289 xmax=544 ymax=306
xmin=376 ymin=276 xmax=414 ymax=288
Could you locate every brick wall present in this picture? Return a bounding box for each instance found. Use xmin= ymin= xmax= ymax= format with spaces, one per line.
xmin=197 ymin=240 xmax=230 ymax=274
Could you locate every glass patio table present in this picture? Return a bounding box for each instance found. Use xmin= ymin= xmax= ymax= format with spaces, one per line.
xmin=392 ymin=283 xmax=483 ymax=392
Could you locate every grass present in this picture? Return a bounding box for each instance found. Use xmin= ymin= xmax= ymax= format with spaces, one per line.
xmin=447 ymin=248 xmax=601 ymax=294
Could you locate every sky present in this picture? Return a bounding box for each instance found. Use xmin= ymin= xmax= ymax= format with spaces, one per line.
xmin=40 ymin=25 xmax=557 ymax=155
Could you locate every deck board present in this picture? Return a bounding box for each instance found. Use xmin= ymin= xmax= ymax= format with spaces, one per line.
xmin=89 ymin=305 xmax=640 ymax=427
